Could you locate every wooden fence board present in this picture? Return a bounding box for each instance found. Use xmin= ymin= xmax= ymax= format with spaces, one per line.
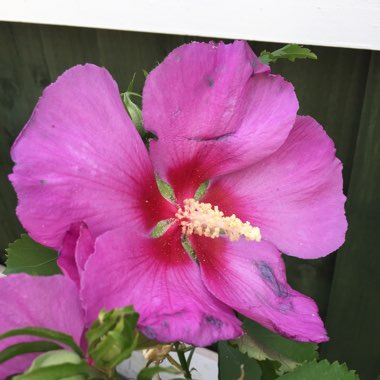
xmin=322 ymin=51 xmax=380 ymax=380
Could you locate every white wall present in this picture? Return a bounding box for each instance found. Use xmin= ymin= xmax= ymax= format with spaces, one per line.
xmin=1 ymin=0 xmax=379 ymax=50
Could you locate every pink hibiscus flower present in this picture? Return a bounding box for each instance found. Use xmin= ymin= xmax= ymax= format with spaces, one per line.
xmin=10 ymin=41 xmax=347 ymax=346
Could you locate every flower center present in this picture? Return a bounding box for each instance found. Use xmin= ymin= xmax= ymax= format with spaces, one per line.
xmin=175 ymin=198 xmax=261 ymax=242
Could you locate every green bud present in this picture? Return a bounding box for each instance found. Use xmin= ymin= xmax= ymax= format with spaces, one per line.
xmin=86 ymin=306 xmax=140 ymax=370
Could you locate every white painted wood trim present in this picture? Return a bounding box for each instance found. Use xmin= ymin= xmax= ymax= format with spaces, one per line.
xmin=1 ymin=0 xmax=380 ymax=50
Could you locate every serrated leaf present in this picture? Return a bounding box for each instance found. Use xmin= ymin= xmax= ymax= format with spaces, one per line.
xmin=0 ymin=341 xmax=62 ymax=364
xmin=155 ymin=174 xmax=176 ymax=202
xmin=0 ymin=327 xmax=83 ymax=357
xmin=137 ymin=366 xmax=182 ymax=380
xmin=13 ymin=362 xmax=89 ymax=380
xmin=259 ymin=44 xmax=317 ymax=65
xmin=4 ymin=234 xmax=61 ymax=276
xmin=278 ymin=359 xmax=359 ymax=379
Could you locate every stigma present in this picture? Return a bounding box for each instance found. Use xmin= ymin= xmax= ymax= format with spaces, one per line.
xmin=175 ymin=198 xmax=261 ymax=242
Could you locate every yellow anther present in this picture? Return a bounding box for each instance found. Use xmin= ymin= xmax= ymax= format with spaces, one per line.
xmin=176 ymin=199 xmax=261 ymax=242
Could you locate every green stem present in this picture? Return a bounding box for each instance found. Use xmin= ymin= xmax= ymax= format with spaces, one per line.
xmin=175 ymin=344 xmax=192 ymax=379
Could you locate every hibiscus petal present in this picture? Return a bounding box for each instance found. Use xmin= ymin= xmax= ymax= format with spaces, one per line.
xmin=192 ymin=236 xmax=328 ymax=343
xmin=143 ymin=41 xmax=298 ymax=199
xmin=0 ymin=274 xmax=84 ymax=379
xmin=81 ymin=227 xmax=242 ymax=346
xmin=58 ymin=223 xmax=94 ymax=287
xmin=10 ymin=64 xmax=173 ymax=249
xmin=203 ymin=116 xmax=347 ymax=259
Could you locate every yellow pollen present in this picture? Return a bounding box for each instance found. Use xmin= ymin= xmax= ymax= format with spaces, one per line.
xmin=175 ymin=198 xmax=261 ymax=242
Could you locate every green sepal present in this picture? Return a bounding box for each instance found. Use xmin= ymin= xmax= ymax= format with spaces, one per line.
xmin=194 ymin=181 xmax=209 ymax=201
xmin=155 ymin=174 xmax=176 ymax=203
xmin=0 ymin=341 xmax=63 ymax=364
xmin=0 ymin=327 xmax=84 ymax=358
xmin=86 ymin=306 xmax=139 ymax=369
xmin=137 ymin=366 xmax=182 ymax=380
xmin=259 ymin=44 xmax=317 ymax=65
xmin=4 ymin=234 xmax=61 ymax=276
xmin=121 ymin=73 xmax=145 ymax=136
xmin=151 ymin=219 xmax=175 ymax=238
xmin=278 ymin=359 xmax=359 ymax=379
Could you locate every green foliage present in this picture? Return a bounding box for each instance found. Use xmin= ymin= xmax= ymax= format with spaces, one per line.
xmin=86 ymin=306 xmax=139 ymax=369
xmin=231 ymin=333 xmax=299 ymax=374
xmin=137 ymin=365 xmax=182 ymax=380
xmin=220 ymin=318 xmax=359 ymax=379
xmin=278 ymin=359 xmax=359 ymax=379
xmin=259 ymin=44 xmax=317 ymax=65
xmin=230 ymin=318 xmax=318 ymax=376
xmin=13 ymin=362 xmax=89 ymax=380
xmin=4 ymin=234 xmax=61 ymax=276
xmin=121 ymin=73 xmax=145 ymax=136
xmin=14 ymin=350 xmax=88 ymax=380
xmin=243 ymin=319 xmax=318 ymax=365
xmin=218 ymin=341 xmax=261 ymax=380
xmin=155 ymin=174 xmax=176 ymax=203
xmin=0 ymin=341 xmax=62 ymax=364
xmin=0 ymin=327 xmax=84 ymax=357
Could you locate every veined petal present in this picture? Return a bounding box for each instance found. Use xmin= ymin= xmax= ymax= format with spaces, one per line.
xmin=143 ymin=41 xmax=298 ymax=199
xmin=203 ymin=116 xmax=347 ymax=259
xmin=81 ymin=227 xmax=242 ymax=346
xmin=10 ymin=64 xmax=173 ymax=249
xmin=0 ymin=274 xmax=84 ymax=379
xmin=58 ymin=223 xmax=94 ymax=287
xmin=192 ymin=237 xmax=328 ymax=343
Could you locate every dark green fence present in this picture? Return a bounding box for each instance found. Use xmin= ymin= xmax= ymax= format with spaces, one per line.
xmin=0 ymin=21 xmax=379 ymax=379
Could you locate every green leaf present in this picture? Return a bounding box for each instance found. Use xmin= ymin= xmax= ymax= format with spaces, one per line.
xmin=4 ymin=234 xmax=61 ymax=276
xmin=278 ymin=359 xmax=359 ymax=379
xmin=259 ymin=44 xmax=317 ymax=65
xmin=155 ymin=174 xmax=176 ymax=202
xmin=231 ymin=318 xmax=319 ymax=376
xmin=0 ymin=327 xmax=83 ymax=357
xmin=13 ymin=362 xmax=89 ymax=380
xmin=137 ymin=366 xmax=182 ymax=380
xmin=231 ymin=333 xmax=298 ymax=374
xmin=243 ymin=318 xmax=318 ymax=364
xmin=218 ymin=341 xmax=261 ymax=380
xmin=0 ymin=341 xmax=63 ymax=364
xmin=87 ymin=306 xmax=140 ymax=369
